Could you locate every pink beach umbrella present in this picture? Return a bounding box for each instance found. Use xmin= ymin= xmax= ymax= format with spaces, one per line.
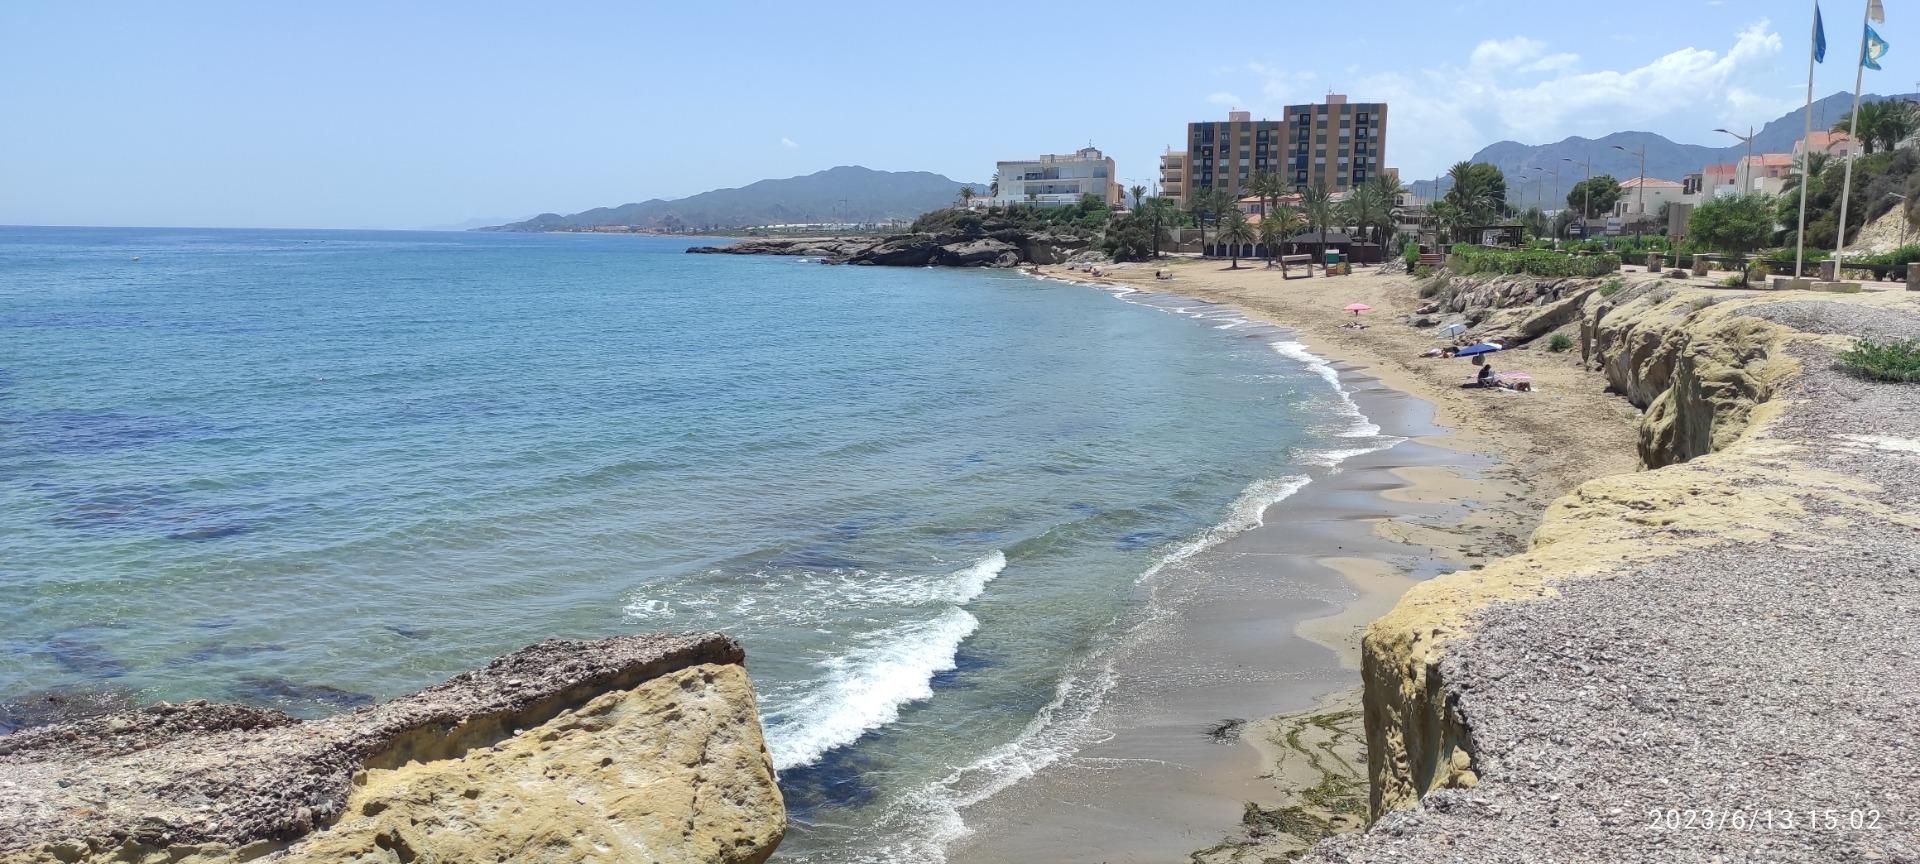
xmin=1344 ymin=303 xmax=1371 ymax=316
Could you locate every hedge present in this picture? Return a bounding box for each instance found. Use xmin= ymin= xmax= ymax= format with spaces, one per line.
xmin=1448 ymin=246 xmax=1622 ymax=278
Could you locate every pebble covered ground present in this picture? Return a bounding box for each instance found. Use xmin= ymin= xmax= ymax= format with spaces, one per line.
xmin=1306 ymin=300 xmax=1920 ymax=863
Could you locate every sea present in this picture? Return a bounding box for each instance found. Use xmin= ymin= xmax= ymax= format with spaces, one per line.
xmin=0 ymin=227 xmax=1393 ymax=861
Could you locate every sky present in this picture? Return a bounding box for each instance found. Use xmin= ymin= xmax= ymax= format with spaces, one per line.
xmin=3 ymin=0 xmax=1916 ymax=229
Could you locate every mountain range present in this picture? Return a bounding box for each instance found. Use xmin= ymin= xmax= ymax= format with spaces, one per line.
xmin=482 ymin=166 xmax=980 ymax=232
xmin=1409 ymin=91 xmax=1916 ymax=210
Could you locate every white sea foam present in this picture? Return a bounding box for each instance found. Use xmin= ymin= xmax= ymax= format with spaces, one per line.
xmin=767 ymin=606 xmax=981 ymax=770
xmin=1136 ymin=474 xmax=1310 ymax=584
xmin=1269 ymin=340 xmax=1382 ymax=438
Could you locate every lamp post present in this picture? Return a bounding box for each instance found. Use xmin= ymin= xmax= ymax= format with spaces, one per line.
xmin=1611 ymin=143 xmax=1648 ymax=245
xmin=1714 ymin=126 xmax=1756 ymax=193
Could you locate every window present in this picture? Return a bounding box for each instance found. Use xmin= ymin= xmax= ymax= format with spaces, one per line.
xmin=1358 ymin=112 xmax=1369 ymax=124
xmin=1297 ymin=171 xmax=1309 ymax=183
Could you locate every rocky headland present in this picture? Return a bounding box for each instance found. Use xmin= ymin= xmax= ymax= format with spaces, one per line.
xmin=1306 ymin=279 xmax=1920 ymax=861
xmin=685 ymin=228 xmax=1093 ymax=268
xmin=0 ymin=633 xmax=785 ymax=864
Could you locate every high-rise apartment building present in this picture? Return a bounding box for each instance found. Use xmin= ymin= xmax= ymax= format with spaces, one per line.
xmin=1184 ymin=95 xmax=1387 ymax=203
xmin=1159 ymin=148 xmax=1187 ymax=206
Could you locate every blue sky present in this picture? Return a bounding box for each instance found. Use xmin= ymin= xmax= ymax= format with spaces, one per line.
xmin=2 ymin=1 xmax=1912 ymax=228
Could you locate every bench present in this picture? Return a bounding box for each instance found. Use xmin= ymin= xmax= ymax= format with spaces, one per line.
xmin=1275 ymin=253 xmax=1315 ymax=278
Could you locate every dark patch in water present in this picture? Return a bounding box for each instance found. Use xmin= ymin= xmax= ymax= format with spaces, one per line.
xmin=20 ymin=409 xmax=190 ymax=454
xmin=233 ymin=676 xmax=375 ymax=715
xmin=39 ymin=637 xmax=129 ymax=679
xmin=1037 ymin=464 xmax=1077 ymax=475
xmin=192 ymin=616 xmax=240 ymax=630
xmin=1116 ymin=530 xmax=1168 ymax=551
xmin=777 ymin=745 xmax=880 ymax=819
xmin=166 ymin=523 xmax=253 ymax=541
xmin=1066 ymin=502 xmax=1100 ymax=514
xmin=0 ymin=687 xmax=140 ymax=735
xmin=44 ymin=483 xmax=181 ymax=530
xmin=385 ymin=624 xmax=431 ymax=640
xmin=930 ymin=648 xmax=993 ymax=689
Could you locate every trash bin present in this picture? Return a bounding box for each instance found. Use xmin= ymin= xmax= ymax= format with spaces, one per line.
xmin=1323 ymin=250 xmax=1341 ymax=266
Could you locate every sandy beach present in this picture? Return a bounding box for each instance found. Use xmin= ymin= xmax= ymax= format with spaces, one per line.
xmin=948 ymin=258 xmax=1644 ymax=861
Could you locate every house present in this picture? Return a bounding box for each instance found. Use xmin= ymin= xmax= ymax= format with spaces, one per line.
xmin=1795 ymin=130 xmax=1854 ymax=161
xmin=1611 ymin=177 xmax=1686 ymax=220
xmin=1736 ymin=153 xmax=1795 ymax=196
xmin=990 ymin=147 xmax=1122 ymax=208
xmin=1702 ymin=163 xmax=1740 ymax=199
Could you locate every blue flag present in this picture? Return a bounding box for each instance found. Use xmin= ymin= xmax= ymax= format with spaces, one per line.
xmin=1814 ymin=3 xmax=1827 ymax=63
xmin=1864 ymin=24 xmax=1890 ymax=70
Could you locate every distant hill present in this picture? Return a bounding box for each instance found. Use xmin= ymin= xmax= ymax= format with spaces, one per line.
xmin=1409 ymin=91 xmax=1915 ymax=210
xmin=482 ymin=166 xmax=982 ymax=232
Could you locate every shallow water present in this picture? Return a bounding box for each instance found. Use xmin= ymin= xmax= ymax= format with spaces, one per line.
xmin=0 ymin=228 xmax=1390 ymax=860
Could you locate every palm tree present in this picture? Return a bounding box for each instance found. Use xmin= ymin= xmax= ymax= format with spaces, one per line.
xmin=1248 ymin=170 xmax=1284 ymax=222
xmin=1835 ymin=101 xmax=1918 ymax=154
xmin=1444 ymin=161 xmax=1506 ymax=224
xmin=1427 ymin=200 xmax=1464 ymax=245
xmin=1129 ymin=184 xmax=1147 ymax=210
xmin=1342 ymin=182 xmax=1392 ymax=249
xmin=1300 ymin=183 xmax=1338 ymax=268
xmin=1367 ymin=175 xmax=1409 ymax=247
xmin=957 ymin=186 xmax=976 ymax=209
xmin=1263 ymin=204 xmax=1306 ymax=273
xmin=1256 ymin=216 xmax=1284 ymax=265
xmin=1216 ymin=209 xmax=1255 ymax=269
xmin=1144 ymin=196 xmax=1174 ymax=259
xmin=1188 ymin=186 xmax=1232 ymax=257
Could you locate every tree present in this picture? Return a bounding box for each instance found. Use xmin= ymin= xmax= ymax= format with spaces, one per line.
xmin=1567 ymin=174 xmax=1623 ymax=219
xmin=1835 ymin=100 xmax=1919 ymax=154
xmin=1445 ymin=161 xmax=1508 ymax=223
xmin=1299 ymin=183 xmax=1337 ymax=265
xmin=1342 ymin=182 xmax=1393 ymax=248
xmin=1262 ymin=204 xmax=1305 ymax=266
xmin=1142 ymin=196 xmax=1176 ymax=258
xmin=1428 ymin=200 xmax=1465 ymax=244
xmin=958 ymin=186 xmax=976 ymax=208
xmin=1519 ymin=206 xmax=1550 ymax=239
xmin=1189 ymin=186 xmax=1233 ymax=257
xmin=1366 ymin=175 xmax=1409 ymax=246
xmin=1248 ymin=170 xmax=1285 ymax=224
xmin=1129 ymin=184 xmax=1147 ymax=210
xmin=1688 ymin=193 xmax=1776 ymax=267
xmin=1216 ymin=209 xmax=1256 ymax=268
xmin=1102 ymin=211 xmax=1156 ymax=262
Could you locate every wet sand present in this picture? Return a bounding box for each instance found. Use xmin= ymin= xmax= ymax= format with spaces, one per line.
xmin=947 ymin=261 xmax=1637 ymax=863
xmin=951 ymin=356 xmax=1520 ymax=863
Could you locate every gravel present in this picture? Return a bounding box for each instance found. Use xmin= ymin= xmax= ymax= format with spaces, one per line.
xmin=1304 ymin=319 xmax=1920 ymax=862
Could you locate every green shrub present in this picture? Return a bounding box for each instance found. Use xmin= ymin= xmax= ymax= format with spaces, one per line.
xmin=1447 ymin=246 xmax=1621 ymax=278
xmin=1598 ymin=277 xmax=1624 ymax=297
xmin=1719 ymin=273 xmax=1748 ymax=287
xmin=1547 ymin=333 xmax=1573 ymax=353
xmin=1403 ymin=242 xmax=1420 ymax=270
xmin=1412 ymin=264 xmax=1434 ymax=280
xmin=1838 ymin=338 xmax=1920 ymax=382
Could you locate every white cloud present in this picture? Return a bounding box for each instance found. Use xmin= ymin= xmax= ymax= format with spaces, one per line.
xmin=780 ymin=137 xmax=799 ymax=149
xmin=1205 ymin=91 xmax=1243 ymax=106
xmin=1300 ymin=21 xmax=1789 ymax=178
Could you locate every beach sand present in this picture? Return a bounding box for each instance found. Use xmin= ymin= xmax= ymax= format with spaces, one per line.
xmin=946 ymin=259 xmax=1641 ymax=862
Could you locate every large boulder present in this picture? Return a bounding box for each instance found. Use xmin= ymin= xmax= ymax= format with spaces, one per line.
xmin=847 ymin=235 xmax=941 ymax=266
xmin=0 ymin=634 xmax=785 ymax=864
xmin=935 ymin=238 xmax=1019 ymax=267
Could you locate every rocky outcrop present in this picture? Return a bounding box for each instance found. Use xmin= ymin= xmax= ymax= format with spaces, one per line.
xmin=0 ymin=634 xmax=785 ymax=864
xmin=1310 ymin=288 xmax=1920 ymax=862
xmin=686 ymin=230 xmax=1087 ymax=269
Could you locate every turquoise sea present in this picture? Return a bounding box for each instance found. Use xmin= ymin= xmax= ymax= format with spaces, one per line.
xmin=0 ymin=227 xmax=1389 ymax=861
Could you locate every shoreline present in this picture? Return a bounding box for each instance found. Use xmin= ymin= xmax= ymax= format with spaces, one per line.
xmin=942 ymin=265 xmax=1564 ymax=862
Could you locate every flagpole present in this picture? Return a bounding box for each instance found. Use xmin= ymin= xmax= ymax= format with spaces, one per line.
xmin=1797 ymin=0 xmax=1820 ymax=278
xmin=1834 ymin=0 xmax=1874 ymax=267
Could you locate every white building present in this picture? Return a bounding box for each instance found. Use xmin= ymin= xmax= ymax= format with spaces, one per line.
xmin=991 ymin=147 xmax=1121 ymax=208
xmin=1611 ymin=177 xmax=1686 ymax=220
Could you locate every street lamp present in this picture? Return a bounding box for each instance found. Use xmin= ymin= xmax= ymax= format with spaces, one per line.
xmin=1612 ymin=143 xmax=1648 ymax=245
xmin=1714 ymin=126 xmax=1756 ymax=192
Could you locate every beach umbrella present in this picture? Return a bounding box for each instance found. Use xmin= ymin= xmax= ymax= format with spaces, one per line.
xmin=1344 ymin=303 xmax=1371 ymax=316
xmin=1454 ymin=342 xmax=1503 ymax=358
xmin=1439 ymin=322 xmax=1468 ymax=338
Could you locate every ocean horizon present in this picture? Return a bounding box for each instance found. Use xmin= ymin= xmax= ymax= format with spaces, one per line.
xmin=0 ymin=227 xmax=1392 ymax=861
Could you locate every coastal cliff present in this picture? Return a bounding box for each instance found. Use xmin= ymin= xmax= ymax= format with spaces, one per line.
xmin=0 ymin=634 xmax=786 ymax=864
xmin=1310 ymin=283 xmax=1920 ymax=861
xmin=685 ymin=229 xmax=1093 ymax=268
